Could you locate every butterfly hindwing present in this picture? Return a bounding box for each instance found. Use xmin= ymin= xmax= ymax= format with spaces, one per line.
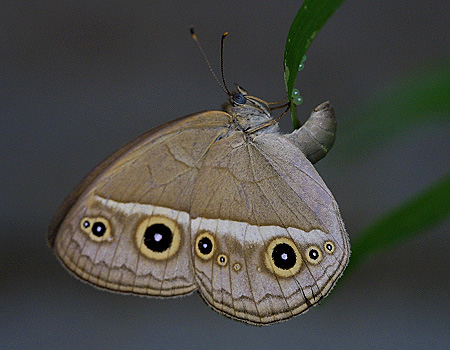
xmin=190 ymin=132 xmax=349 ymax=324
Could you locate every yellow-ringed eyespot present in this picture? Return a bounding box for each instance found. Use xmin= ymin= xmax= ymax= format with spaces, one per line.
xmin=265 ymin=237 xmax=302 ymax=277
xmin=195 ymin=231 xmax=215 ymax=260
xmin=80 ymin=217 xmax=112 ymax=242
xmin=305 ymin=246 xmax=323 ymax=264
xmin=217 ymin=254 xmax=228 ymax=267
xmin=135 ymin=216 xmax=181 ymax=260
xmin=324 ymin=241 xmax=335 ymax=254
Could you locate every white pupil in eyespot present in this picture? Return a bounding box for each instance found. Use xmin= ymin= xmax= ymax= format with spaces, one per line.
xmin=281 ymin=253 xmax=288 ymax=260
xmin=202 ymin=243 xmax=208 ymax=249
xmin=154 ymin=233 xmax=163 ymax=242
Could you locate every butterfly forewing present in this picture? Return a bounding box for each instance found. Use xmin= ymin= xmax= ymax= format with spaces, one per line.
xmin=49 ymin=111 xmax=231 ymax=296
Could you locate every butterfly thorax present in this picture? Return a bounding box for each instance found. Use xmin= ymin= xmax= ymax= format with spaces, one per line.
xmin=223 ymin=87 xmax=280 ymax=135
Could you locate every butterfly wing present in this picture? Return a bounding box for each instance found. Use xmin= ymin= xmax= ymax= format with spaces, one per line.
xmin=48 ymin=111 xmax=231 ymax=296
xmin=190 ymin=132 xmax=350 ymax=324
xmin=48 ymin=109 xmax=349 ymax=323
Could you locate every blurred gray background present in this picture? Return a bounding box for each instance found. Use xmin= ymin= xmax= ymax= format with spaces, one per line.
xmin=1 ymin=0 xmax=449 ymax=349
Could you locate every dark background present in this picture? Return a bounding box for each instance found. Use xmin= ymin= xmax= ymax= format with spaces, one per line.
xmin=2 ymin=1 xmax=449 ymax=349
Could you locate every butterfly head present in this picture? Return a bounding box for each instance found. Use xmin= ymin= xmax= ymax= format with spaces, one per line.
xmin=227 ymin=85 xmax=272 ymax=118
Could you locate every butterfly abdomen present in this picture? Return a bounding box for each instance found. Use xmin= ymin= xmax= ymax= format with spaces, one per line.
xmin=286 ymin=101 xmax=337 ymax=164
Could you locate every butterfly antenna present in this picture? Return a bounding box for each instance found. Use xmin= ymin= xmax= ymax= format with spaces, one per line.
xmin=220 ymin=32 xmax=231 ymax=95
xmin=190 ymin=27 xmax=229 ymax=95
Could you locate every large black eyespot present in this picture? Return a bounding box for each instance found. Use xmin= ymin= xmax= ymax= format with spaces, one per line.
xmin=198 ymin=237 xmax=213 ymax=255
xmin=80 ymin=217 xmax=112 ymax=242
xmin=135 ymin=216 xmax=181 ymax=260
xmin=144 ymin=224 xmax=172 ymax=252
xmin=306 ymin=246 xmax=323 ymax=264
xmin=92 ymin=222 xmax=106 ymax=237
xmin=272 ymin=243 xmax=296 ymax=270
xmin=265 ymin=237 xmax=302 ymax=277
xmin=232 ymin=92 xmax=246 ymax=104
xmin=195 ymin=231 xmax=215 ymax=260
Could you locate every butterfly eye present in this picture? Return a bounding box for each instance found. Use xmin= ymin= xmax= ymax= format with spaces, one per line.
xmin=265 ymin=237 xmax=302 ymax=277
xmin=324 ymin=241 xmax=335 ymax=254
xmin=232 ymin=92 xmax=246 ymax=104
xmin=305 ymin=246 xmax=323 ymax=264
xmin=80 ymin=217 xmax=112 ymax=242
xmin=195 ymin=231 xmax=215 ymax=260
xmin=135 ymin=216 xmax=181 ymax=260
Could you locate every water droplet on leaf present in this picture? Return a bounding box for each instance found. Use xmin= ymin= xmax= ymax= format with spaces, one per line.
xmin=291 ymin=89 xmax=303 ymax=105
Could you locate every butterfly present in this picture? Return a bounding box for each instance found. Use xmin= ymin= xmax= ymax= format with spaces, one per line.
xmin=47 ymin=30 xmax=350 ymax=325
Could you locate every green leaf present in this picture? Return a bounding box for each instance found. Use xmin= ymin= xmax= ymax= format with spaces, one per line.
xmin=284 ymin=0 xmax=347 ymax=128
xmin=347 ymin=172 xmax=450 ymax=273
xmin=336 ymin=59 xmax=450 ymax=161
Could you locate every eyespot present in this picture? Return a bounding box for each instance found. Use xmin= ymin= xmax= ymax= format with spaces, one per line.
xmin=324 ymin=241 xmax=335 ymax=254
xmin=233 ymin=263 xmax=241 ymax=272
xmin=232 ymin=92 xmax=246 ymax=104
xmin=195 ymin=231 xmax=215 ymax=260
xmin=265 ymin=237 xmax=302 ymax=277
xmin=135 ymin=216 xmax=181 ymax=260
xmin=217 ymin=254 xmax=228 ymax=267
xmin=80 ymin=217 xmax=111 ymax=242
xmin=92 ymin=222 xmax=106 ymax=237
xmin=305 ymin=246 xmax=323 ymax=264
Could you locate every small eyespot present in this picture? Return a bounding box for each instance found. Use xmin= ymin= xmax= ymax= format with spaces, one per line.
xmin=305 ymin=246 xmax=323 ymax=264
xmin=233 ymin=263 xmax=241 ymax=272
xmin=265 ymin=237 xmax=302 ymax=277
xmin=324 ymin=241 xmax=335 ymax=254
xmin=80 ymin=217 xmax=111 ymax=242
xmin=135 ymin=216 xmax=181 ymax=260
xmin=232 ymin=92 xmax=246 ymax=104
xmin=195 ymin=231 xmax=215 ymax=260
xmin=217 ymin=254 xmax=228 ymax=267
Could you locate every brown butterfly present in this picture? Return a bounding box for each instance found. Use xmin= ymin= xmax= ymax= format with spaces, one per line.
xmin=48 ymin=30 xmax=350 ymax=325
